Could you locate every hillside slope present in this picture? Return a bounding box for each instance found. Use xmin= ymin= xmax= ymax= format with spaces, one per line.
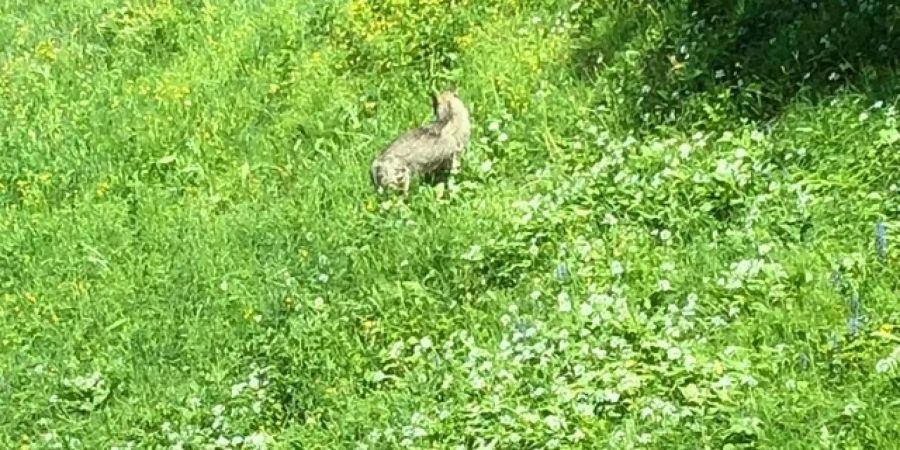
xmin=1 ymin=0 xmax=898 ymax=448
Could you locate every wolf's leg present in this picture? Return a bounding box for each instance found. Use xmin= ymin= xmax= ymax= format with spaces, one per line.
xmin=449 ymin=152 xmax=462 ymax=175
xmin=400 ymin=171 xmax=411 ymax=196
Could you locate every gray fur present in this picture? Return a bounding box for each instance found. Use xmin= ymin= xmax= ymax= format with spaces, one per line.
xmin=370 ymin=88 xmax=471 ymax=195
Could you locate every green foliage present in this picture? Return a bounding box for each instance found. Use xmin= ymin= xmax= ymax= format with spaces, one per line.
xmin=1 ymin=0 xmax=899 ymax=449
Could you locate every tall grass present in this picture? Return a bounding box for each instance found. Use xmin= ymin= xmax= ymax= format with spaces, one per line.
xmin=1 ymin=0 xmax=898 ymax=448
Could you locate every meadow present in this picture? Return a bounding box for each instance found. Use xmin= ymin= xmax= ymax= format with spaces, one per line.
xmin=1 ymin=0 xmax=898 ymax=448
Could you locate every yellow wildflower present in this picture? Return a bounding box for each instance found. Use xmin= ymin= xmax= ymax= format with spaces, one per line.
xmin=456 ymin=34 xmax=473 ymax=49
xmin=35 ymin=40 xmax=57 ymax=62
xmin=96 ymin=181 xmax=110 ymax=197
xmin=713 ymin=361 xmax=724 ymax=375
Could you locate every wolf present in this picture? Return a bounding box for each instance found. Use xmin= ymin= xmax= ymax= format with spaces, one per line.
xmin=370 ymin=87 xmax=471 ymax=195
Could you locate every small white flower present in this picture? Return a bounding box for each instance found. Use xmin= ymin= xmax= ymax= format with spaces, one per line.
xmin=558 ymin=292 xmax=572 ymax=313
xmin=873 ymin=100 xmax=884 ymax=109
xmin=231 ymin=382 xmax=247 ymax=398
xmin=419 ymin=336 xmax=433 ymax=350
xmin=497 ymin=132 xmax=509 ymax=143
xmin=313 ymin=297 xmax=325 ymax=309
xmin=715 ymin=69 xmax=726 ymax=78
xmin=245 ymin=432 xmax=269 ymax=450
xmin=843 ymin=401 xmax=862 ymax=416
xmin=739 ymin=374 xmax=758 ymax=387
xmin=212 ymin=404 xmax=225 ymax=416
xmin=570 ymin=429 xmax=585 ymax=442
xmin=488 ymin=121 xmax=501 ymax=131
xmin=667 ymin=346 xmax=683 ymax=360
xmin=683 ymin=353 xmax=697 ymax=369
xmin=480 ymin=160 xmax=493 ymax=173
xmin=575 ymin=402 xmax=594 ymax=417
xmin=750 ymin=130 xmax=765 ymax=142
xmin=715 ymin=159 xmax=732 ymax=177
xmin=579 ymin=302 xmax=593 ymax=317
xmin=603 ymin=390 xmax=621 ymax=403
xmin=370 ymin=371 xmax=388 ymax=383
xmin=734 ymin=147 xmax=747 ymax=159
xmin=603 ymin=213 xmax=618 ymax=226
xmin=713 ymin=375 xmax=733 ymax=390
xmin=610 ymin=260 xmax=624 ymax=276
xmin=659 ymin=229 xmax=672 ymax=241
xmin=658 ymin=279 xmax=672 ymax=291
xmin=544 ymin=415 xmax=564 ymax=431
xmin=875 ymin=357 xmax=896 ymax=374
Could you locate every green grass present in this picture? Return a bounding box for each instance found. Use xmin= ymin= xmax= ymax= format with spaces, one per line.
xmin=1 ymin=0 xmax=899 ymax=448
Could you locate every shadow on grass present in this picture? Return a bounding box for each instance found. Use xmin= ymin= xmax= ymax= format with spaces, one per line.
xmin=570 ymin=0 xmax=900 ymax=130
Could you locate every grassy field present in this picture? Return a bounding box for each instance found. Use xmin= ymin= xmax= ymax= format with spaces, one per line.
xmin=1 ymin=0 xmax=899 ymax=448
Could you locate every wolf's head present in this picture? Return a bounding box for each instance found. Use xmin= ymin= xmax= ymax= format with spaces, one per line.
xmin=432 ymin=86 xmax=464 ymax=122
